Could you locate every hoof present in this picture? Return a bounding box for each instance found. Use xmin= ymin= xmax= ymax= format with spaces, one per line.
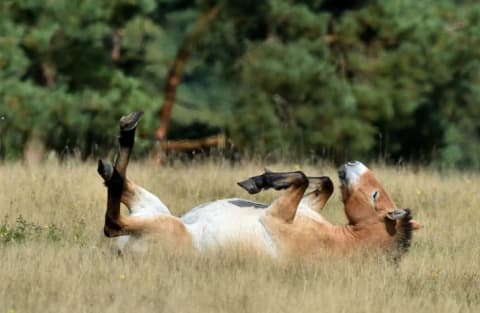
xmin=237 ymin=177 xmax=263 ymax=194
xmin=120 ymin=111 xmax=143 ymax=132
xmin=237 ymin=171 xmax=308 ymax=194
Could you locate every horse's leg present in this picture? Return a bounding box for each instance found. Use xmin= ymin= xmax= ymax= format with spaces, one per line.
xmin=98 ymin=111 xmax=145 ymax=236
xmin=97 ymin=113 xmax=189 ymax=247
xmin=301 ymin=176 xmax=334 ymax=213
xmin=115 ymin=111 xmax=143 ymax=177
xmin=238 ymin=170 xmax=309 ymax=223
xmin=121 ymin=179 xmax=171 ymax=216
xmin=97 ymin=160 xmax=128 ymax=237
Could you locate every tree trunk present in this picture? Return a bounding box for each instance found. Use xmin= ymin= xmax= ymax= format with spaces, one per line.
xmin=160 ymin=134 xmax=225 ymax=152
xmin=111 ymin=29 xmax=122 ymax=63
xmin=155 ymin=5 xmax=221 ymax=142
xmin=23 ymin=130 xmax=46 ymax=166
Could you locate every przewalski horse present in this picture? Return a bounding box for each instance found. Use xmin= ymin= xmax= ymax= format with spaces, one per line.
xmin=98 ymin=112 xmax=421 ymax=259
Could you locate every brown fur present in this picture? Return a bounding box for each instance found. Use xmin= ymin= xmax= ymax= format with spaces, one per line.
xmin=120 ymin=179 xmax=141 ymax=210
xmin=262 ymin=209 xmax=412 ymax=260
xmin=342 ymin=170 xmax=396 ymax=225
xmin=266 ymin=175 xmax=308 ymax=223
xmin=341 ymin=169 xmax=421 ymax=230
xmin=118 ymin=215 xmax=193 ymax=250
xmin=302 ymin=176 xmax=334 ymax=213
xmin=257 ymin=167 xmax=416 ymax=259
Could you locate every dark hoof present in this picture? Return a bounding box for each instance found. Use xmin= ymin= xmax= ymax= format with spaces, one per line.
xmin=120 ymin=111 xmax=143 ymax=131
xmin=97 ymin=160 xmax=114 ymax=181
xmin=237 ymin=171 xmax=307 ymax=194
xmin=238 ymin=178 xmax=262 ymax=194
xmin=237 ymin=174 xmax=266 ymax=194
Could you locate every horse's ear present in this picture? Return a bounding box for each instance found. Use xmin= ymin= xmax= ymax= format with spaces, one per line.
xmin=410 ymin=219 xmax=423 ymax=230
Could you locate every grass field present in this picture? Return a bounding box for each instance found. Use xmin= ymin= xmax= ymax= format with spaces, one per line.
xmin=1 ymin=159 xmax=479 ymax=313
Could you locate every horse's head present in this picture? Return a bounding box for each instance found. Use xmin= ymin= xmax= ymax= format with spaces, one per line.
xmin=338 ymin=161 xmax=422 ymax=230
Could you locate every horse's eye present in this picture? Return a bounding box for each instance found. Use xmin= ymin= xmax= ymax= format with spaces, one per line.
xmin=371 ymin=191 xmax=379 ymax=202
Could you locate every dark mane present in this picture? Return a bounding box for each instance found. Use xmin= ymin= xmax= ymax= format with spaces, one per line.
xmin=396 ymin=209 xmax=413 ymax=253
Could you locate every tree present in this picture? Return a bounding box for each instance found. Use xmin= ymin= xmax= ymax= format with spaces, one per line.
xmin=0 ymin=0 xmax=479 ymax=169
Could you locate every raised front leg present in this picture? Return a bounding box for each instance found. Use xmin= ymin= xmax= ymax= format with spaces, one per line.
xmin=238 ymin=170 xmax=309 ymax=223
xmin=237 ymin=170 xmax=308 ymax=194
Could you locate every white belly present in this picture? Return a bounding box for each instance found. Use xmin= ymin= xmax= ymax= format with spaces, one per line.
xmin=182 ymin=198 xmax=278 ymax=256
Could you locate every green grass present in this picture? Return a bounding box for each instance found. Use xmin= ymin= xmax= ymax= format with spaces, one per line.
xmin=0 ymin=160 xmax=479 ymax=313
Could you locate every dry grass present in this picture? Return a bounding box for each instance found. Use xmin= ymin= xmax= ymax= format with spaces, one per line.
xmin=0 ymin=159 xmax=479 ymax=313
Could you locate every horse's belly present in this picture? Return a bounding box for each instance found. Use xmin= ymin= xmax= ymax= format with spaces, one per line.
xmin=182 ymin=199 xmax=277 ymax=256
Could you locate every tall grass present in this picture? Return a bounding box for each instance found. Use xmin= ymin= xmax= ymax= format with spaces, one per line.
xmin=0 ymin=160 xmax=479 ymax=313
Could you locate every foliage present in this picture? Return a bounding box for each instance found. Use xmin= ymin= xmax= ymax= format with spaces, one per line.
xmin=0 ymin=0 xmax=479 ymax=168
xmin=0 ymin=215 xmax=64 ymax=244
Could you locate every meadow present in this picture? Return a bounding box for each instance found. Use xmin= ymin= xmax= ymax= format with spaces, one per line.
xmin=0 ymin=159 xmax=479 ymax=313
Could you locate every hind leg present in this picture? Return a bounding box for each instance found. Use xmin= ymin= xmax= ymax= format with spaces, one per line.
xmin=98 ymin=112 xmax=188 ymax=247
xmin=99 ymin=160 xmax=191 ymax=251
xmin=119 ymin=215 xmax=192 ymax=248
xmin=121 ymin=179 xmax=171 ymax=216
xmin=97 ymin=112 xmax=143 ymax=236
xmin=97 ymin=160 xmax=170 ymax=216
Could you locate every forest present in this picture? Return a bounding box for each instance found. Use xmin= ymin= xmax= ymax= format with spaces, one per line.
xmin=1 ymin=0 xmax=479 ymax=168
